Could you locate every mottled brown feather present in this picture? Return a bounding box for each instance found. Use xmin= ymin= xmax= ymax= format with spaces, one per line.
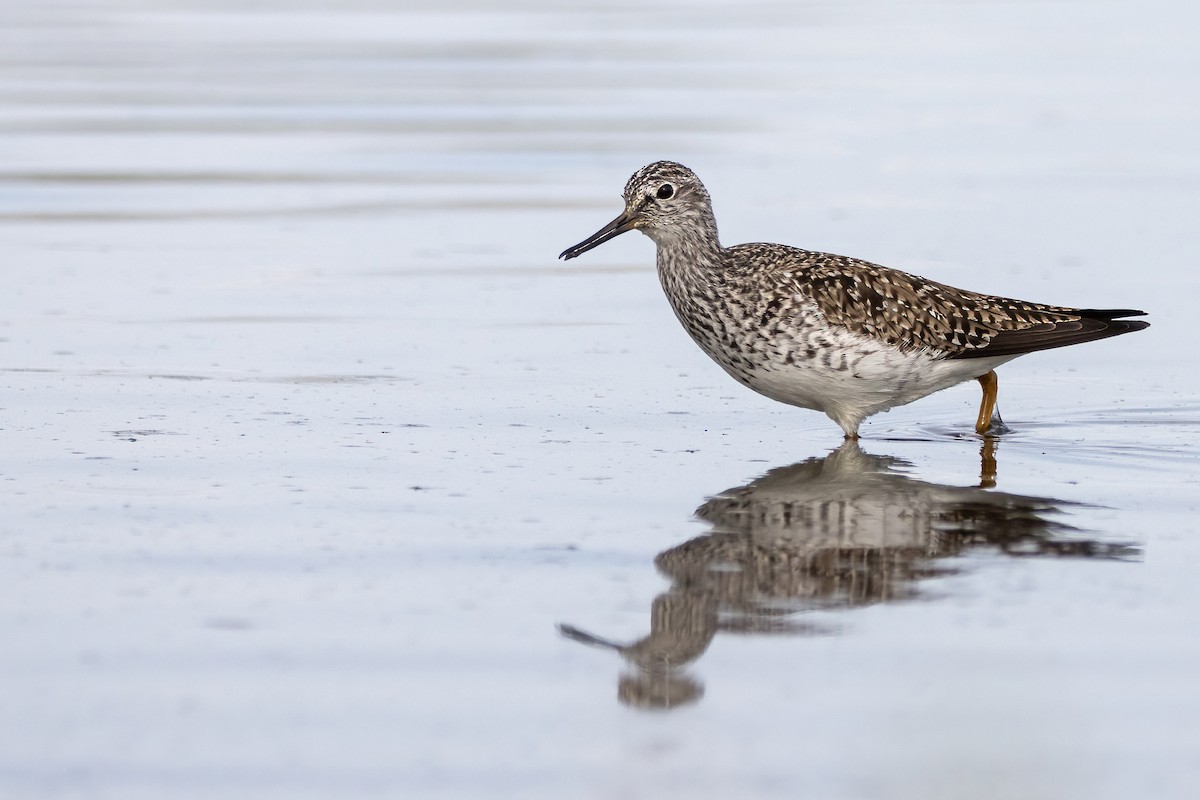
xmin=726 ymin=243 xmax=1147 ymax=358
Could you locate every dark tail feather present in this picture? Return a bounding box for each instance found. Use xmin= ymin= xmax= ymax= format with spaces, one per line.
xmin=952 ymin=308 xmax=1149 ymax=359
xmin=1076 ymin=308 xmax=1148 ymax=321
xmin=1076 ymin=308 xmax=1151 ymax=337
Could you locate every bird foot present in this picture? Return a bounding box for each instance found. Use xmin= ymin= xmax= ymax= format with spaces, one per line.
xmin=980 ymin=414 xmax=1012 ymax=436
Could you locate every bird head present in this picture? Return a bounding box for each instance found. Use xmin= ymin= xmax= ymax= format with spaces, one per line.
xmin=559 ymin=161 xmax=714 ymax=259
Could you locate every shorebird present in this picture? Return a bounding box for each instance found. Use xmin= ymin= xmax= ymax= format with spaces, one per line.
xmin=559 ymin=161 xmax=1148 ymax=438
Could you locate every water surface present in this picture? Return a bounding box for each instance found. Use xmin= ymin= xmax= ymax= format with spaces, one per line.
xmin=2 ymin=1 xmax=1199 ymax=798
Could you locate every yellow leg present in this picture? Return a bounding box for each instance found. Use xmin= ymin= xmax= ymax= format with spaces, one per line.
xmin=975 ymin=370 xmax=998 ymax=435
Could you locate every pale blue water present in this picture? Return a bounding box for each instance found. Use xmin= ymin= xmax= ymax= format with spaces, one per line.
xmin=2 ymin=1 xmax=1199 ymax=798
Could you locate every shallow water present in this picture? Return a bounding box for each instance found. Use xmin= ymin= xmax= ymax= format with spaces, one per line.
xmin=3 ymin=1 xmax=1200 ymax=798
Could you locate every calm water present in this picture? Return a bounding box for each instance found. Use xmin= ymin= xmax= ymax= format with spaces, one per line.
xmin=2 ymin=1 xmax=1199 ymax=798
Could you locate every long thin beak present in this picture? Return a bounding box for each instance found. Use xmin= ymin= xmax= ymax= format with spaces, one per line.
xmin=559 ymin=211 xmax=636 ymax=260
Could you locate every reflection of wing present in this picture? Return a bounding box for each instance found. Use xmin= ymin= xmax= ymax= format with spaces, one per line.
xmin=695 ymin=442 xmax=1071 ymax=553
xmin=660 ymin=441 xmax=1134 ymax=614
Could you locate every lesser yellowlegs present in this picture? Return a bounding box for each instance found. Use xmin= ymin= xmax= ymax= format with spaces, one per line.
xmin=559 ymin=161 xmax=1149 ymax=438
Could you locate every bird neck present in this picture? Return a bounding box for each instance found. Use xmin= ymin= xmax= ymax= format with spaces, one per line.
xmin=650 ymin=211 xmax=725 ymax=284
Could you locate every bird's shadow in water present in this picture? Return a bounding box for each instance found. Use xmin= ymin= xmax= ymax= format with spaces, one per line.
xmin=558 ymin=438 xmax=1138 ymax=711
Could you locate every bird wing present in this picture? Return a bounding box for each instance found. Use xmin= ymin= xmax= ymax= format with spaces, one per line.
xmin=731 ymin=245 xmax=1148 ymax=358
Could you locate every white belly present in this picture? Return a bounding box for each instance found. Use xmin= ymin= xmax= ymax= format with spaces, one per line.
xmin=702 ymin=326 xmax=1015 ymax=434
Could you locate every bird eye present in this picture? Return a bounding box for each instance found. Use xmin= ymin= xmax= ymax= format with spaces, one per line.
xmin=656 ymin=183 xmax=675 ymax=200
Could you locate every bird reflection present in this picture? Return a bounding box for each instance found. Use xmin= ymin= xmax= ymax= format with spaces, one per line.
xmin=559 ymin=439 xmax=1136 ymax=710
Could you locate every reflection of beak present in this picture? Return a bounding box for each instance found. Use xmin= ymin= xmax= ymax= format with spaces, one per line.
xmin=559 ymin=210 xmax=637 ymax=260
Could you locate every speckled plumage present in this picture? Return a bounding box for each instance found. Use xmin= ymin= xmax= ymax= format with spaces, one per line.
xmin=560 ymin=161 xmax=1149 ymax=437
